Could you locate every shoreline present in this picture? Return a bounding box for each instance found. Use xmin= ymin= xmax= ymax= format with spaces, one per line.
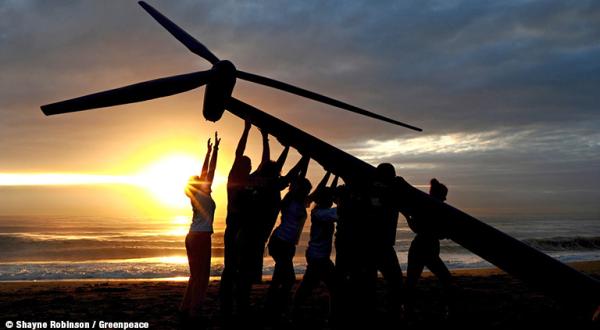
xmin=1 ymin=260 xmax=598 ymax=284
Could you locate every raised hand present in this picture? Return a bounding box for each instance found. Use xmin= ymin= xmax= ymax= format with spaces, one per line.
xmin=259 ymin=127 xmax=268 ymax=139
xmin=214 ymin=131 xmax=221 ymax=148
xmin=207 ymin=137 xmax=213 ymax=152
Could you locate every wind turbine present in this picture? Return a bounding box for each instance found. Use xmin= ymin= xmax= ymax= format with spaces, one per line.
xmin=42 ymin=1 xmax=422 ymax=133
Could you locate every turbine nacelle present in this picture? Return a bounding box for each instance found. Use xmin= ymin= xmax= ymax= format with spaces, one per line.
xmin=203 ymin=60 xmax=236 ymax=122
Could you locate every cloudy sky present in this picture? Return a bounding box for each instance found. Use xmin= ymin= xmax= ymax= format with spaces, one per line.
xmin=0 ymin=0 xmax=598 ymax=219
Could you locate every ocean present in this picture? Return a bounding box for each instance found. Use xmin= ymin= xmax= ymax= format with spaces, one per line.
xmin=0 ymin=215 xmax=598 ymax=281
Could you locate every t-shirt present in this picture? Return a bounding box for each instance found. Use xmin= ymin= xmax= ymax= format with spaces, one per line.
xmin=306 ymin=207 xmax=337 ymax=260
xmin=188 ymin=188 xmax=216 ymax=233
xmin=272 ymin=200 xmax=307 ymax=245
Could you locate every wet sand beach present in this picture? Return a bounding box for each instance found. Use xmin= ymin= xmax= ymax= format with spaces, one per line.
xmin=1 ymin=261 xmax=598 ymax=329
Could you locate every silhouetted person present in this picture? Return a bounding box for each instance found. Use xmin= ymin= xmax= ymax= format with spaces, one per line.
xmin=180 ymin=132 xmax=220 ymax=326
xmin=236 ymin=128 xmax=290 ymax=316
xmin=293 ymin=172 xmax=339 ymax=320
xmin=405 ymin=178 xmax=454 ymax=316
xmin=265 ymin=155 xmax=311 ymax=319
xmin=219 ymin=120 xmax=252 ymax=316
xmin=369 ymin=163 xmax=404 ymax=314
xmin=333 ymin=179 xmax=377 ymax=327
xmin=252 ymin=129 xmax=291 ymax=247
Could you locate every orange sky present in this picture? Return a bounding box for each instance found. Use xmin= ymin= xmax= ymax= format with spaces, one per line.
xmin=0 ymin=108 xmax=319 ymax=220
xmin=1 ymin=1 xmax=598 ymax=221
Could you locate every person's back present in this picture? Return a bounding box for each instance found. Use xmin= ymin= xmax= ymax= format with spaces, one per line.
xmin=266 ymin=176 xmax=312 ymax=318
xmin=272 ymin=198 xmax=307 ymax=245
xmin=369 ymin=180 xmax=398 ymax=248
xmin=333 ymin=181 xmax=376 ymax=327
xmin=220 ymin=121 xmax=252 ymax=316
xmin=293 ymin=179 xmax=338 ymax=320
xmin=226 ymin=121 xmax=252 ymax=221
xmin=331 ymin=183 xmax=356 ymax=326
xmin=306 ymin=205 xmax=337 ymax=260
xmin=344 ymin=183 xmax=373 ymax=257
xmin=226 ymin=160 xmax=251 ymax=220
xmin=405 ymin=178 xmax=454 ymax=318
xmin=249 ymin=160 xmax=288 ymax=242
xmin=366 ymin=163 xmax=404 ymax=316
xmin=405 ymin=178 xmax=450 ymax=239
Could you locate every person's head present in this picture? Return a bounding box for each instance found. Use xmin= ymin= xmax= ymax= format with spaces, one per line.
xmin=313 ymin=187 xmax=334 ymax=209
xmin=429 ymin=178 xmax=448 ymax=201
xmin=231 ymin=156 xmax=252 ymax=180
xmin=375 ymin=163 xmax=396 ymax=183
xmin=290 ymin=177 xmax=313 ymax=199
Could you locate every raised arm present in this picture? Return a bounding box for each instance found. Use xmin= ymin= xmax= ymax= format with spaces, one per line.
xmin=283 ymin=155 xmax=310 ymax=182
xmin=258 ymin=128 xmax=270 ymax=169
xmin=309 ymin=171 xmax=331 ymax=200
xmin=330 ymin=175 xmax=339 ymax=189
xmin=200 ymin=137 xmax=213 ymax=181
xmin=275 ymin=145 xmax=290 ymax=173
xmin=298 ymin=155 xmax=310 ymax=178
xmin=207 ymin=132 xmax=220 ymax=185
xmin=235 ymin=120 xmax=251 ymax=159
xmin=317 ymin=171 xmax=331 ymax=190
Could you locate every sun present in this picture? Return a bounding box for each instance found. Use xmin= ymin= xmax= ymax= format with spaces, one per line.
xmin=132 ymin=154 xmax=225 ymax=209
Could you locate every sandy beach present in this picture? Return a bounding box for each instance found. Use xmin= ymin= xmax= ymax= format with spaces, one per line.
xmin=1 ymin=261 xmax=598 ymax=329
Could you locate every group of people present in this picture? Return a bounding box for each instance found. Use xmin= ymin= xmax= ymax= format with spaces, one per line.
xmin=179 ymin=121 xmax=455 ymax=327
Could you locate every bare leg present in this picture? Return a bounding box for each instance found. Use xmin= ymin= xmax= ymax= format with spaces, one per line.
xmin=186 ymin=232 xmax=212 ymax=318
xmin=180 ymin=234 xmax=194 ymax=313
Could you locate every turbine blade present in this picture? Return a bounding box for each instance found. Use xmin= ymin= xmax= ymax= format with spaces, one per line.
xmin=236 ymin=70 xmax=422 ymax=131
xmin=138 ymin=1 xmax=220 ymax=64
xmin=41 ymin=70 xmax=213 ymax=115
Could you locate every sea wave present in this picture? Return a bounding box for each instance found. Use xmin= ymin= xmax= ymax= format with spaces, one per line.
xmin=0 ymin=233 xmax=225 ymax=262
xmin=0 ymin=255 xmax=486 ymax=281
xmin=524 ymin=236 xmax=600 ymax=251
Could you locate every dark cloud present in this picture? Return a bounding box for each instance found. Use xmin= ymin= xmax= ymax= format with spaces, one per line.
xmin=0 ymin=0 xmax=598 ymax=217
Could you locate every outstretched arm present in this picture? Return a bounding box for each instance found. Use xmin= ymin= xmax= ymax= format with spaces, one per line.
xmin=299 ymin=156 xmax=310 ymax=178
xmin=309 ymin=171 xmax=331 ymax=200
xmin=317 ymin=171 xmax=331 ymax=191
xmin=275 ymin=145 xmax=290 ymax=173
xmin=283 ymin=155 xmax=310 ymax=182
xmin=330 ymin=175 xmax=339 ymax=189
xmin=258 ymin=128 xmax=270 ymax=169
xmin=235 ymin=120 xmax=251 ymax=159
xmin=207 ymin=132 xmax=221 ymax=185
xmin=200 ymin=138 xmax=212 ymax=181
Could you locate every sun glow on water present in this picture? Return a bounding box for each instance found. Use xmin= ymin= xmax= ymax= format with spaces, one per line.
xmin=154 ymin=256 xmax=189 ymax=264
xmin=172 ymin=215 xmax=190 ymax=224
xmin=166 ymin=226 xmax=189 ymax=237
